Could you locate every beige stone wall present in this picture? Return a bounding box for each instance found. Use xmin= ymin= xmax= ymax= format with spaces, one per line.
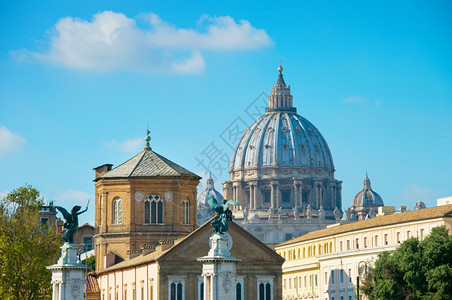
xmin=94 ymin=177 xmax=199 ymax=272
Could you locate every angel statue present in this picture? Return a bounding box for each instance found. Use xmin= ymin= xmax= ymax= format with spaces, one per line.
xmin=207 ymin=195 xmax=239 ymax=234
xmin=55 ymin=201 xmax=89 ymax=243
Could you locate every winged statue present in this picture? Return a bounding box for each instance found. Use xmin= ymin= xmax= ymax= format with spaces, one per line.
xmin=207 ymin=195 xmax=239 ymax=234
xmin=55 ymin=201 xmax=89 ymax=243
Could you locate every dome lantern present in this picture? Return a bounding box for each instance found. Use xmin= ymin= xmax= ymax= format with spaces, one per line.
xmin=267 ymin=65 xmax=296 ymax=112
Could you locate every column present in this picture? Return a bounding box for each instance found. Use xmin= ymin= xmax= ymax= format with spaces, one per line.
xmin=293 ymin=180 xmax=300 ymax=208
xmin=249 ymin=183 xmax=255 ymax=210
xmin=315 ymin=182 xmax=321 ymax=208
xmin=299 ymin=182 xmax=304 ymax=208
xmin=331 ymin=183 xmax=336 ymax=209
xmin=270 ymin=182 xmax=275 ymax=208
xmin=253 ymin=183 xmax=259 ymax=210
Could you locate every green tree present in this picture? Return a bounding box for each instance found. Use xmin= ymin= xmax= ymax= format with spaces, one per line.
xmin=362 ymin=226 xmax=452 ymax=300
xmin=85 ymin=255 xmax=96 ymax=272
xmin=0 ymin=185 xmax=62 ymax=299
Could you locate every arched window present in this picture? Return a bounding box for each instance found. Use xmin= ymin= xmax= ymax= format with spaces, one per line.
xmin=145 ymin=195 xmax=164 ymax=224
xmin=182 ymin=200 xmax=189 ymax=224
xmin=303 ymin=247 xmax=306 ymax=258
xmin=112 ymin=198 xmax=122 ymax=224
xmin=236 ymin=283 xmax=242 ymax=300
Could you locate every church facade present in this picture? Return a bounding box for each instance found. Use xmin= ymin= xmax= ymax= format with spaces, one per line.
xmin=223 ymin=67 xmax=342 ymax=243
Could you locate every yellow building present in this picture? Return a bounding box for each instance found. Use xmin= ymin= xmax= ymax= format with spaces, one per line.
xmin=93 ymin=133 xmax=201 ymax=272
xmin=276 ymin=204 xmax=452 ymax=300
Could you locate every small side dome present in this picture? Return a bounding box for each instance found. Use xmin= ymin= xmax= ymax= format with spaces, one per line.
xmin=248 ymin=212 xmax=260 ymax=220
xmin=197 ymin=174 xmax=224 ymax=206
xmin=414 ymin=200 xmax=427 ymax=210
xmin=351 ymin=174 xmax=384 ymax=207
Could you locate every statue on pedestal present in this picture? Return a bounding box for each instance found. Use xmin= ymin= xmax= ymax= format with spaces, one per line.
xmin=207 ymin=196 xmax=239 ymax=234
xmin=55 ymin=202 xmax=89 ymax=243
xmin=293 ymin=206 xmax=299 ymax=220
xmin=267 ymin=207 xmax=274 ymax=220
xmin=306 ymin=204 xmax=312 ymax=220
xmin=318 ymin=206 xmax=325 ymax=220
xmin=277 ymin=207 xmax=283 ymax=220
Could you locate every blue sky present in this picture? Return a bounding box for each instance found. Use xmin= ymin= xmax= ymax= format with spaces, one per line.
xmin=1 ymin=0 xmax=451 ymax=225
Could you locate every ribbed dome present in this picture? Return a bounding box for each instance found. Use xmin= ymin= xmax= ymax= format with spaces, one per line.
xmin=351 ymin=174 xmax=384 ymax=207
xmin=230 ymin=69 xmax=334 ymax=173
xmin=197 ymin=174 xmax=224 ymax=206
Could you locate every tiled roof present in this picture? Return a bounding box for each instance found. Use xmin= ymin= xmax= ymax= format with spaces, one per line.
xmin=98 ymin=218 xmax=283 ymax=274
xmin=99 ymin=149 xmax=201 ymax=179
xmin=277 ymin=204 xmax=452 ymax=247
xmin=86 ymin=274 xmax=100 ymax=293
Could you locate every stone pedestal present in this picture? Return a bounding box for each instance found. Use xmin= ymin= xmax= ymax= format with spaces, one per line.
xmin=47 ymin=242 xmax=87 ymax=300
xmin=197 ymin=233 xmax=242 ymax=300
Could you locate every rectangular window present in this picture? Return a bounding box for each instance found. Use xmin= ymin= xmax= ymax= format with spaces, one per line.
xmin=315 ymin=274 xmax=318 ymax=287
xmin=340 ymin=269 xmax=344 ymax=284
xmin=355 ymin=238 xmax=359 ymax=249
xmin=294 ymin=276 xmax=297 ymax=290
xmin=420 ymin=229 xmax=425 ymax=240
xmin=397 ymin=232 xmax=401 ymax=243
xmin=407 ymin=230 xmax=411 ymax=239
xmin=384 ymin=234 xmax=388 ymax=245
xmin=348 ymin=269 xmax=352 ymax=283
xmin=282 ymin=191 xmax=291 ymax=203
xmin=364 ymin=237 xmax=367 ymax=248
xmin=304 ymin=275 xmax=307 ymax=289
xmin=331 ymin=270 xmax=335 ymax=285
xmin=325 ymin=271 xmax=328 ymax=285
xmin=289 ymin=278 xmax=291 ymax=290
xmin=283 ymin=279 xmax=286 ymax=291
xmin=374 ymin=235 xmax=378 ymax=247
xmin=40 ymin=217 xmax=49 ymax=228
xmin=264 ymin=191 xmax=271 ymax=203
xmin=84 ymin=237 xmax=93 ymax=251
xmin=298 ymin=276 xmax=301 ymax=289
xmin=346 ymin=240 xmax=350 ymax=250
xmin=340 ymin=241 xmax=343 ymax=251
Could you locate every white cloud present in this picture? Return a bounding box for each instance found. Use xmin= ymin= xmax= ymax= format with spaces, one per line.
xmin=102 ymin=137 xmax=143 ymax=153
xmin=342 ymin=96 xmax=383 ymax=107
xmin=342 ymin=96 xmax=369 ymax=104
xmin=0 ymin=126 xmax=26 ymax=157
xmin=15 ymin=11 xmax=272 ymax=74
xmin=53 ymin=189 xmax=91 ymax=206
xmin=398 ymin=184 xmax=436 ymax=205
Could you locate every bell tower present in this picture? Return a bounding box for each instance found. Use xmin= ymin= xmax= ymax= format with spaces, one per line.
xmin=93 ymin=130 xmax=201 ymax=271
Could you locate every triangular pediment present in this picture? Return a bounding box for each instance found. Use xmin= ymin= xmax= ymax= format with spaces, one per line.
xmin=158 ymin=220 xmax=284 ymax=263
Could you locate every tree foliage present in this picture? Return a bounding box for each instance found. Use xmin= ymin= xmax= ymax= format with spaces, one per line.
xmin=362 ymin=226 xmax=452 ymax=300
xmin=0 ymin=185 xmax=62 ymax=299
xmin=85 ymin=255 xmax=96 ymax=272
